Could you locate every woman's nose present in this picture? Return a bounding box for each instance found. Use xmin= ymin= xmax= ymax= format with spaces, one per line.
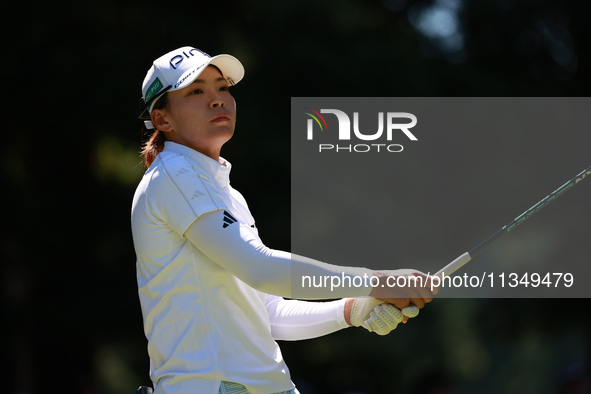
xmin=211 ymin=96 xmax=225 ymax=109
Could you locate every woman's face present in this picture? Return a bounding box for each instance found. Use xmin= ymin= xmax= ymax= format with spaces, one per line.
xmin=156 ymin=65 xmax=237 ymax=159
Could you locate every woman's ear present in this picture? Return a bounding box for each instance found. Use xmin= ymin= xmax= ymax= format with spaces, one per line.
xmin=151 ymin=109 xmax=172 ymax=132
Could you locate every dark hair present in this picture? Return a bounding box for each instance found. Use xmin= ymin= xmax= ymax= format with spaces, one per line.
xmin=141 ymin=93 xmax=169 ymax=168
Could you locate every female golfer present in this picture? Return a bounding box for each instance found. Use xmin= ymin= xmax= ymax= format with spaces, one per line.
xmin=132 ymin=46 xmax=436 ymax=394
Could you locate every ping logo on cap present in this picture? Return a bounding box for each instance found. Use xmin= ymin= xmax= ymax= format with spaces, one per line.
xmin=169 ymin=48 xmax=210 ymax=69
xmin=145 ymin=77 xmax=164 ymax=103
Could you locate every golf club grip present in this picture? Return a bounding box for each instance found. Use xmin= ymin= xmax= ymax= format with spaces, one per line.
xmin=434 ymin=252 xmax=472 ymax=277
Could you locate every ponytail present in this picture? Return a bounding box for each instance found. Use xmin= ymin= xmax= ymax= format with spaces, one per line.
xmin=141 ymin=129 xmax=167 ymax=168
xmin=140 ymin=94 xmax=169 ymax=168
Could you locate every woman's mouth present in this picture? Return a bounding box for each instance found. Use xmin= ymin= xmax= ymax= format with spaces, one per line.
xmin=212 ymin=113 xmax=231 ymax=122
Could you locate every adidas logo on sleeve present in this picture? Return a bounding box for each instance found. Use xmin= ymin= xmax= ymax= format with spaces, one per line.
xmin=222 ymin=211 xmax=238 ymax=228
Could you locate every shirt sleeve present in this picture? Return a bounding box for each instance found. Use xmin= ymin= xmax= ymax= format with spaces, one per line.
xmin=265 ymin=295 xmax=350 ymax=341
xmin=184 ymin=209 xmax=374 ymax=299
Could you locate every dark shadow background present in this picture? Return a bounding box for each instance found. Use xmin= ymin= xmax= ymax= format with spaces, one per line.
xmin=3 ymin=0 xmax=590 ymax=393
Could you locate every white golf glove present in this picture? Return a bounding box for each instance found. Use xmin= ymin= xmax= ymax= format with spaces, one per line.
xmin=350 ymin=297 xmax=420 ymax=335
xmin=350 ymin=297 xmax=384 ymax=327
xmin=366 ymin=303 xmax=420 ymax=335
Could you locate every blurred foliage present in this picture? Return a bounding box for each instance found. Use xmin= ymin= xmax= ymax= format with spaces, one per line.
xmin=2 ymin=0 xmax=590 ymax=393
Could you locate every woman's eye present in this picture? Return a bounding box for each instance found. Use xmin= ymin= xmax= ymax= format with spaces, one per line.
xmin=191 ymin=89 xmax=203 ymax=94
xmin=220 ymin=86 xmax=230 ymax=92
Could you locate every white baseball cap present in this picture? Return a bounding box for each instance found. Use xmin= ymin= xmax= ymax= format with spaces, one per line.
xmin=139 ymin=46 xmax=245 ymax=123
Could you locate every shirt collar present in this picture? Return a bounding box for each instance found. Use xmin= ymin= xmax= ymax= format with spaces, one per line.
xmin=163 ymin=141 xmax=232 ymax=187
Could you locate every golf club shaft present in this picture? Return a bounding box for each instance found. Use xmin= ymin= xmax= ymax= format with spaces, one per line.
xmin=435 ymin=164 xmax=591 ymax=277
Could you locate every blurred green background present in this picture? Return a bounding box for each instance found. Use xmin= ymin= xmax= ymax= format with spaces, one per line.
xmin=3 ymin=0 xmax=590 ymax=393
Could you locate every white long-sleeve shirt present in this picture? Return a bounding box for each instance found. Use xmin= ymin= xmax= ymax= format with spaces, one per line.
xmin=132 ymin=142 xmax=372 ymax=394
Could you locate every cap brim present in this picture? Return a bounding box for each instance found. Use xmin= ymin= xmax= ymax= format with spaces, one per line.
xmin=209 ymin=54 xmax=245 ymax=86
